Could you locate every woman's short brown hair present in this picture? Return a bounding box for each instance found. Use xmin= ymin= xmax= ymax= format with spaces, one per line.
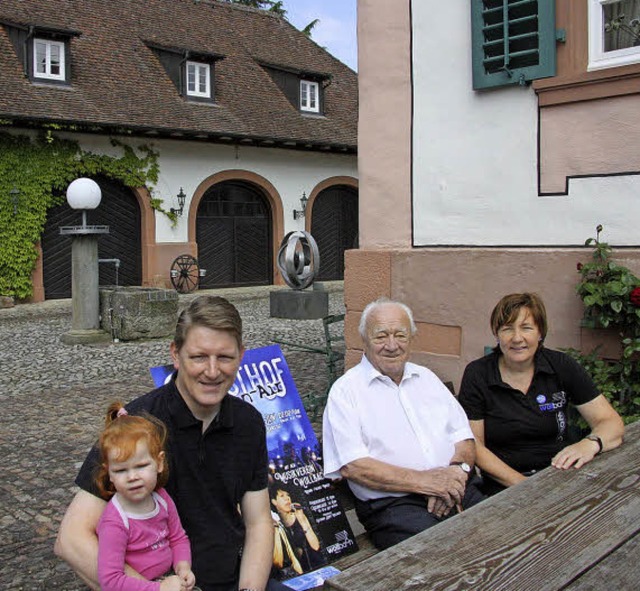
xmin=490 ymin=292 xmax=548 ymax=341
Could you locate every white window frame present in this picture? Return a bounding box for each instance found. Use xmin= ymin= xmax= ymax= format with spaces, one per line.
xmin=33 ymin=38 xmax=65 ymax=81
xmin=588 ymin=0 xmax=640 ymax=71
xmin=186 ymin=61 xmax=211 ymax=98
xmin=300 ymin=80 xmax=319 ymax=113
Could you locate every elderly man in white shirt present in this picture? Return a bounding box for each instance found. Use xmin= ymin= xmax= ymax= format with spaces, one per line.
xmin=322 ymin=298 xmax=485 ymax=549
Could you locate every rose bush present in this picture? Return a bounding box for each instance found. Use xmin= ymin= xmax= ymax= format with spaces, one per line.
xmin=570 ymin=225 xmax=640 ymax=422
xmin=576 ymin=225 xmax=640 ymax=330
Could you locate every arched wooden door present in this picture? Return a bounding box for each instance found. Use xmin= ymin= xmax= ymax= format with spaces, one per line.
xmin=41 ymin=177 xmax=142 ymax=299
xmin=196 ymin=181 xmax=272 ymax=288
xmin=310 ymin=185 xmax=358 ymax=281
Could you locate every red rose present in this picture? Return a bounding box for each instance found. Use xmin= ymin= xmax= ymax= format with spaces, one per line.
xmin=631 ymin=287 xmax=640 ymax=307
xmin=577 ymin=262 xmax=583 ymax=271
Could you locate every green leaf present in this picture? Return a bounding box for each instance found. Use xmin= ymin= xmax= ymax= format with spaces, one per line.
xmin=584 ymin=295 xmax=598 ymax=306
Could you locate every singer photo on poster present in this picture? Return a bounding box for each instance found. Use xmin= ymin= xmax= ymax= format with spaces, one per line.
xmin=270 ymin=484 xmax=324 ymax=580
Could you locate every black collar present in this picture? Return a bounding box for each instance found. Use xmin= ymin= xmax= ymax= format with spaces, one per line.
xmin=166 ymin=372 xmax=235 ymax=431
xmin=487 ymin=348 xmax=555 ymax=387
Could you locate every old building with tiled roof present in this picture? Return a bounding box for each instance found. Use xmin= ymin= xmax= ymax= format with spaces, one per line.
xmin=0 ymin=0 xmax=358 ymax=300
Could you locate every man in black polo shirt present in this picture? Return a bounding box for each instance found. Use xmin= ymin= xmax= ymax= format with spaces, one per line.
xmin=55 ymin=296 xmax=278 ymax=591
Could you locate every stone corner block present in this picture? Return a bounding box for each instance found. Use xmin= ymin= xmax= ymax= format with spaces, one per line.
xmin=0 ymin=295 xmax=15 ymax=309
xmin=100 ymin=287 xmax=178 ymax=341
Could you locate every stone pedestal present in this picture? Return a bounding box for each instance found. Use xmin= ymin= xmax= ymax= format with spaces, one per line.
xmin=100 ymin=287 xmax=178 ymax=341
xmin=270 ymin=289 xmax=328 ymax=319
xmin=61 ymin=235 xmax=111 ymax=344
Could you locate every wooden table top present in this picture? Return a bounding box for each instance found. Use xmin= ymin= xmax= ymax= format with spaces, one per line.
xmin=324 ymin=420 xmax=640 ymax=591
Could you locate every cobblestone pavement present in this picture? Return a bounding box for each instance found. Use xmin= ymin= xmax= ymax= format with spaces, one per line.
xmin=0 ymin=284 xmax=345 ymax=590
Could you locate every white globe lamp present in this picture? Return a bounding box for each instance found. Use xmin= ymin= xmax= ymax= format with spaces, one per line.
xmin=66 ymin=178 xmax=102 ymax=210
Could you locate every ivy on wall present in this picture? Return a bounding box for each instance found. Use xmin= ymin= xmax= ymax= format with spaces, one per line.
xmin=0 ymin=131 xmax=165 ymax=299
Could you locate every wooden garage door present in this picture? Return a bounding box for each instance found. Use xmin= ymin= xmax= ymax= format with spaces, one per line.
xmin=311 ymin=185 xmax=358 ymax=281
xmin=41 ymin=177 xmax=142 ymax=299
xmin=196 ymin=181 xmax=272 ymax=288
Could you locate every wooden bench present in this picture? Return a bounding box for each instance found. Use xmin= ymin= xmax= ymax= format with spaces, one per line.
xmin=323 ymin=420 xmax=640 ymax=591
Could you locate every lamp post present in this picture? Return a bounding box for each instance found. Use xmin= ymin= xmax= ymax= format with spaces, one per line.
xmin=60 ymin=178 xmax=111 ymax=344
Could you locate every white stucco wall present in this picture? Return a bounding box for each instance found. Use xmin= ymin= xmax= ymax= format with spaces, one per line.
xmin=411 ymin=0 xmax=640 ymax=246
xmin=58 ymin=131 xmax=357 ymax=243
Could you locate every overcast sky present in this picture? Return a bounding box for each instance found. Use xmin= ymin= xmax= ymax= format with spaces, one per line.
xmin=282 ymin=0 xmax=357 ymax=71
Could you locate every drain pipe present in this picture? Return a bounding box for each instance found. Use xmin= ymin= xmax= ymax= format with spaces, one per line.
xmin=99 ymin=258 xmax=121 ymax=286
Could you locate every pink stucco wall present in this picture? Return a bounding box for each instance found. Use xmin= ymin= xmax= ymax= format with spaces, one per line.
xmin=540 ymin=95 xmax=640 ymax=193
xmin=345 ymin=247 xmax=640 ymax=389
xmin=358 ymin=0 xmax=412 ymax=249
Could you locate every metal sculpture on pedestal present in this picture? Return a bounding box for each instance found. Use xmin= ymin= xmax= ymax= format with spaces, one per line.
xmin=270 ymin=231 xmax=328 ymax=319
xmin=276 ymin=230 xmax=320 ymax=290
xmin=60 ymin=178 xmax=111 ymax=344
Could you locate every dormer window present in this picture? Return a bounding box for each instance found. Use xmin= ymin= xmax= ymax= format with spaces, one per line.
xmin=186 ymin=61 xmax=211 ymax=98
xmin=145 ymin=42 xmax=222 ymax=103
xmin=1 ymin=22 xmax=77 ymax=85
xmin=300 ymin=80 xmax=320 ymax=113
xmin=259 ymin=62 xmax=328 ymax=115
xmin=34 ymin=38 xmax=65 ymax=81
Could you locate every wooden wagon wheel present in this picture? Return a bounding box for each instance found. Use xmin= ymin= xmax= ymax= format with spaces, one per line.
xmin=170 ymin=254 xmax=200 ymax=293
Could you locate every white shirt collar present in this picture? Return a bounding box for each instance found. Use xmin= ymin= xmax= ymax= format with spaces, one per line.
xmin=360 ymin=353 xmax=419 ymax=385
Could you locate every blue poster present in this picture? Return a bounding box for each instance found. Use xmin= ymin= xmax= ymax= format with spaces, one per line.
xmin=150 ymin=345 xmax=357 ymax=585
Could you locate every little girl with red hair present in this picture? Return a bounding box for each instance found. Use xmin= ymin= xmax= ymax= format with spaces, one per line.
xmin=95 ymin=403 xmax=197 ymax=591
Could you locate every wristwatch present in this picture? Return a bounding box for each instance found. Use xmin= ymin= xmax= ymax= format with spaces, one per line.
xmin=450 ymin=461 xmax=472 ymax=474
xmin=586 ymin=434 xmax=603 ymax=455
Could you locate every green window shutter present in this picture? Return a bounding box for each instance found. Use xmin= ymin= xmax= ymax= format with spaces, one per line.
xmin=471 ymin=0 xmax=556 ymax=90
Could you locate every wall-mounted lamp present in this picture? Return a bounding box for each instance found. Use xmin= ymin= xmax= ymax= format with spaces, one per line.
xmin=292 ymin=192 xmax=308 ymax=220
xmin=9 ymin=186 xmax=20 ymax=216
xmin=171 ymin=187 xmax=186 ymax=217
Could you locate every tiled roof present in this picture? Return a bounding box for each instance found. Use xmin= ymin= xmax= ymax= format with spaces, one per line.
xmin=0 ymin=0 xmax=357 ymax=152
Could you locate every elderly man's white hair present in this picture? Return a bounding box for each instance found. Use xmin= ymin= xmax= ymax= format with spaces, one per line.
xmin=358 ymin=298 xmax=417 ymax=339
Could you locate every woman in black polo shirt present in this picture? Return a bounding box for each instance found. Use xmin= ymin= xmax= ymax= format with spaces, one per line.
xmin=459 ymin=292 xmax=624 ymax=496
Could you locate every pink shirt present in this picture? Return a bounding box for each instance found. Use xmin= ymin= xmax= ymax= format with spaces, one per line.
xmin=97 ymin=488 xmax=192 ymax=591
